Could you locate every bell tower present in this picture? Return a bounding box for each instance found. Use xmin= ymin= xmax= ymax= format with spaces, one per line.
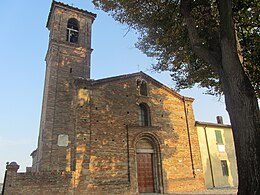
xmin=46 ymin=1 xmax=96 ymax=79
xmin=34 ymin=1 xmax=96 ymax=171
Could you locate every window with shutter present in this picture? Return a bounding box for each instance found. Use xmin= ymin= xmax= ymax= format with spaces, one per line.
xmin=215 ymin=130 xmax=224 ymax=145
xmin=221 ymin=160 xmax=229 ymax=176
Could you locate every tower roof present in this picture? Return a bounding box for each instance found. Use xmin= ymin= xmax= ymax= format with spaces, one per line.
xmin=46 ymin=0 xmax=97 ymax=28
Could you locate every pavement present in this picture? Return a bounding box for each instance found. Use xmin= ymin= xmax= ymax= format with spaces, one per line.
xmin=140 ymin=187 xmax=237 ymax=195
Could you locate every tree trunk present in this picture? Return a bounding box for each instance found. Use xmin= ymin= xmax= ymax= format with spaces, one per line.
xmin=181 ymin=0 xmax=260 ymax=193
xmin=218 ymin=1 xmax=260 ymax=194
xmin=226 ymin=75 xmax=260 ymax=195
xmin=220 ymin=43 xmax=260 ymax=195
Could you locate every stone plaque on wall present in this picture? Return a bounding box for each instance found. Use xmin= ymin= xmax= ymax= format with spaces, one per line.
xmin=58 ymin=134 xmax=69 ymax=147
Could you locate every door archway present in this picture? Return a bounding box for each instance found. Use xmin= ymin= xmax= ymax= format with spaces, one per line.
xmin=135 ymin=134 xmax=163 ymax=193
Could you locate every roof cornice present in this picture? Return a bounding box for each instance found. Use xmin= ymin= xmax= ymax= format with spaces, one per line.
xmin=195 ymin=121 xmax=231 ymax=128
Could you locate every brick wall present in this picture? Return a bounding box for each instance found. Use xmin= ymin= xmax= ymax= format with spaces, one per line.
xmin=3 ymin=73 xmax=204 ymax=194
xmin=72 ymin=73 xmax=205 ymax=194
xmin=36 ymin=2 xmax=95 ymax=172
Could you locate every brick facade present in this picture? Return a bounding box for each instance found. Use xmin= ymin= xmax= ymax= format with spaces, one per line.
xmin=2 ymin=1 xmax=205 ymax=194
xmin=35 ymin=1 xmax=96 ymax=172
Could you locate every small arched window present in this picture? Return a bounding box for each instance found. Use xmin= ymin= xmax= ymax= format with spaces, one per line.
xmin=137 ymin=79 xmax=148 ymax=96
xmin=67 ymin=18 xmax=79 ymax=43
xmin=139 ymin=103 xmax=151 ymax=126
xmin=140 ymin=80 xmax=147 ymax=96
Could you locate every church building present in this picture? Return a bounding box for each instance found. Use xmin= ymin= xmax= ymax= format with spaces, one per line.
xmin=2 ymin=1 xmax=205 ymax=194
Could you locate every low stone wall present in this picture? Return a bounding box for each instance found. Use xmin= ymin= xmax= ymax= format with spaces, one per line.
xmin=2 ymin=162 xmax=135 ymax=195
xmin=3 ymin=163 xmax=72 ymax=195
xmin=3 ymin=159 xmax=204 ymax=195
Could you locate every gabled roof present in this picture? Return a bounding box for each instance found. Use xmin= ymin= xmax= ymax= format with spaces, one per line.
xmin=75 ymin=71 xmax=194 ymax=102
xmin=46 ymin=0 xmax=96 ymax=28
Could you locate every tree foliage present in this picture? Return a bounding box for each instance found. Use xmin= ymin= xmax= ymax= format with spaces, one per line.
xmin=93 ymin=0 xmax=259 ymax=96
xmin=233 ymin=0 xmax=260 ymax=96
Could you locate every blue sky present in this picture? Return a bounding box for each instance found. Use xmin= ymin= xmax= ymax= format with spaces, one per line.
xmin=0 ymin=0 xmax=230 ymax=182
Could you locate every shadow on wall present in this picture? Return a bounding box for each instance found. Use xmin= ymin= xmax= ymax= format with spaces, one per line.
xmin=204 ymin=144 xmax=238 ymax=188
xmin=223 ymin=129 xmax=238 ymax=187
xmin=2 ymin=75 xmax=204 ymax=194
xmin=73 ymin=77 xmax=180 ymax=194
xmin=71 ymin=75 xmax=202 ymax=194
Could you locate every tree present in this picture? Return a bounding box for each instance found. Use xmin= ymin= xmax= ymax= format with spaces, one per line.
xmin=92 ymin=0 xmax=260 ymax=194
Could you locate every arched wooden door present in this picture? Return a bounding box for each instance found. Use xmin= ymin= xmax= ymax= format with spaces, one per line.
xmin=136 ymin=139 xmax=156 ymax=193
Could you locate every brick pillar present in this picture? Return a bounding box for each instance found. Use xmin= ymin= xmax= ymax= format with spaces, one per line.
xmin=6 ymin=162 xmax=19 ymax=176
xmin=2 ymin=162 xmax=20 ymax=195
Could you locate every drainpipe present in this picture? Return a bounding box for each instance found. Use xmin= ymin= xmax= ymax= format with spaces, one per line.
xmin=183 ymin=97 xmax=196 ymax=178
xmin=203 ymin=125 xmax=215 ymax=188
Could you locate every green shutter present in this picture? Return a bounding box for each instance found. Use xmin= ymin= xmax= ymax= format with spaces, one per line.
xmin=215 ymin=130 xmax=224 ymax=144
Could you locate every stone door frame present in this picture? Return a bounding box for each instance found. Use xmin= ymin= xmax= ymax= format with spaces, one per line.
xmin=134 ymin=132 xmax=164 ymax=194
